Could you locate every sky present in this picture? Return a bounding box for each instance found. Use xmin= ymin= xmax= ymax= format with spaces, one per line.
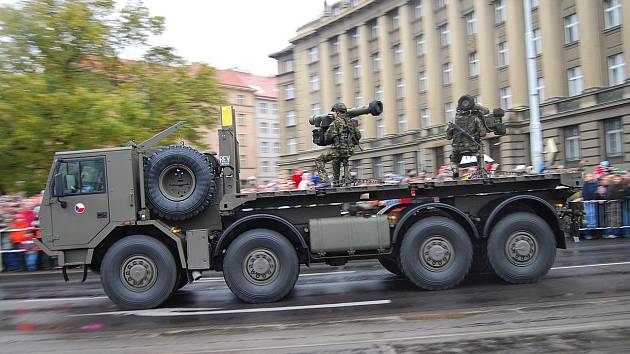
xmin=1 ymin=0 xmax=326 ymax=76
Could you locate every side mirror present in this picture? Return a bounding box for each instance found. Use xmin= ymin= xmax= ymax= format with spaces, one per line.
xmin=53 ymin=173 xmax=64 ymax=197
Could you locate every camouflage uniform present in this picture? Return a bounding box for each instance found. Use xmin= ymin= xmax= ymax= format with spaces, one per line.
xmin=315 ymin=103 xmax=361 ymax=186
xmin=446 ymin=109 xmax=487 ymax=177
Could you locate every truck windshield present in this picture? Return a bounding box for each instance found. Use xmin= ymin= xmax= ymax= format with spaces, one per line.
xmin=57 ymin=158 xmax=106 ymax=195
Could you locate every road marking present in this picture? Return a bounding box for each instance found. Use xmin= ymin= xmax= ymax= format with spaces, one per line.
xmin=196 ymin=270 xmax=356 ymax=283
xmin=551 ymin=261 xmax=630 ymax=270
xmin=71 ymin=299 xmax=391 ymax=317
xmin=18 ymin=296 xmax=108 ymax=303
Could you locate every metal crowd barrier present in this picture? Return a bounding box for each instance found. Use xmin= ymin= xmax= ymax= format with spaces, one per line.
xmin=572 ymin=199 xmax=630 ymax=235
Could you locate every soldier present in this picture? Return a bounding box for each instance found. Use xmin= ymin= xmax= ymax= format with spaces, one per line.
xmin=446 ymin=95 xmax=487 ymax=178
xmin=315 ymin=103 xmax=361 ymax=186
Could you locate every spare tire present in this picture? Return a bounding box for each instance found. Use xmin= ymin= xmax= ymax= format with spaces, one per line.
xmin=145 ymin=145 xmax=216 ymax=221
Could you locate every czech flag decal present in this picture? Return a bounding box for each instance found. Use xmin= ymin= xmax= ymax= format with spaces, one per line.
xmin=74 ymin=203 xmax=86 ymax=214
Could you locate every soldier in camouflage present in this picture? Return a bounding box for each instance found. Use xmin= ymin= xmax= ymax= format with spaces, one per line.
xmin=446 ymin=95 xmax=487 ymax=178
xmin=315 ymin=103 xmax=361 ymax=186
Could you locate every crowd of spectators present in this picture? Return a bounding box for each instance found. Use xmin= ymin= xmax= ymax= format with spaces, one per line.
xmin=575 ymin=161 xmax=630 ymax=239
xmin=0 ymin=192 xmax=54 ymax=271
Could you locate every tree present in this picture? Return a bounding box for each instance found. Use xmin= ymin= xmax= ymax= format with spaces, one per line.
xmin=0 ymin=0 xmax=225 ymax=193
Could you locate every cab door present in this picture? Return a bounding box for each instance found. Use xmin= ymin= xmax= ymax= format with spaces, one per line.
xmin=50 ymin=157 xmax=110 ymax=247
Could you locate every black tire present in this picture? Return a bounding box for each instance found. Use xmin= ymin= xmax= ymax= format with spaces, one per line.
xmin=487 ymin=212 xmax=556 ymax=284
xmin=378 ymin=256 xmax=402 ymax=276
xmin=223 ymin=229 xmax=299 ymax=303
xmin=400 ymin=217 xmax=473 ymax=290
xmin=101 ymin=235 xmax=177 ymax=310
xmin=145 ymin=145 xmax=216 ymax=221
xmin=174 ymin=270 xmax=189 ymax=291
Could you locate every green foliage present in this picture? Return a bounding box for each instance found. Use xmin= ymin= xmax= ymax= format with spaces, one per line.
xmin=0 ymin=0 xmax=225 ymax=193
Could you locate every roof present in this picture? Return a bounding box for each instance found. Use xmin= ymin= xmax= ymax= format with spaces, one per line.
xmin=217 ymin=69 xmax=278 ymax=100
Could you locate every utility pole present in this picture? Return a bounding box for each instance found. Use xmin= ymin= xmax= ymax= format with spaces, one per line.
xmin=523 ymin=0 xmax=543 ymax=173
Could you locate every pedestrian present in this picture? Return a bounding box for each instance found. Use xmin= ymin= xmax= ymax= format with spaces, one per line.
xmin=581 ymin=173 xmax=599 ymax=240
xmin=603 ymin=174 xmax=625 ymax=239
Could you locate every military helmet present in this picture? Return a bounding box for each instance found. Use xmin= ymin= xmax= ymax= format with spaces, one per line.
xmin=331 ymin=102 xmax=347 ymax=113
xmin=457 ymin=95 xmax=475 ymax=111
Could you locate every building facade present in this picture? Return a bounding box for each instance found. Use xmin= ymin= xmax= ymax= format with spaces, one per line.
xmin=206 ymin=69 xmax=279 ymax=186
xmin=270 ymin=0 xmax=630 ymax=178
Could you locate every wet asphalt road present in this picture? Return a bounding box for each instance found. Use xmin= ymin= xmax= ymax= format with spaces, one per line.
xmin=1 ymin=238 xmax=630 ymax=353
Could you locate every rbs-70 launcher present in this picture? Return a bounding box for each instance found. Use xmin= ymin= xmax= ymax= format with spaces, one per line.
xmin=456 ymin=95 xmax=507 ymax=136
xmin=310 ymin=100 xmax=383 ymax=146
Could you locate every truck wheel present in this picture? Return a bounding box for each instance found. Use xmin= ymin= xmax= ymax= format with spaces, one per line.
xmin=223 ymin=229 xmax=299 ymax=303
xmin=400 ymin=217 xmax=473 ymax=290
xmin=378 ymin=256 xmax=402 ymax=276
xmin=145 ymin=145 xmax=216 ymax=221
xmin=101 ymin=235 xmax=177 ymax=310
xmin=487 ymin=212 xmax=556 ymax=284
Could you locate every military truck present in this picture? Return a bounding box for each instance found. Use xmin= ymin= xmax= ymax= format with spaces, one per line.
xmin=35 ymin=106 xmax=580 ymax=310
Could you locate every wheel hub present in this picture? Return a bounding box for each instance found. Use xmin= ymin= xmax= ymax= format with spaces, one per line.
xmin=505 ymin=231 xmax=538 ymax=267
xmin=121 ymin=255 xmax=157 ymax=292
xmin=420 ymin=236 xmax=454 ymax=272
xmin=243 ymin=248 xmax=279 ymax=285
xmin=158 ymin=164 xmax=196 ymax=201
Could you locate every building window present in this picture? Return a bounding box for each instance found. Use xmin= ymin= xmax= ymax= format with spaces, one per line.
xmin=287 ymin=138 xmax=297 ymax=154
xmin=240 ymin=155 xmax=247 ymax=166
xmin=260 ymin=141 xmax=269 ymax=153
xmin=375 ymin=85 xmax=383 ymax=100
xmin=350 ymin=0 xmax=358 ymax=7
xmin=358 ymin=120 xmax=365 ymax=139
xmin=394 ymin=45 xmax=403 ymax=64
xmin=469 ymin=52 xmax=479 ymax=76
xmin=439 ymin=24 xmax=449 ymax=46
xmin=311 ymin=103 xmax=321 ymax=116
xmin=271 ymin=103 xmax=278 ymax=115
xmin=236 ymin=95 xmax=245 ymax=105
xmin=394 ymin=154 xmax=405 ymax=175
xmin=396 ymin=79 xmax=405 ymax=98
xmin=286 ymin=110 xmax=296 ymax=127
xmin=237 ymin=113 xmax=246 ymax=126
xmin=392 ymin=10 xmax=400 ymax=30
xmin=262 ymin=161 xmax=270 ymax=173
xmin=331 ymin=37 xmax=340 ymax=53
xmin=420 ymin=108 xmax=430 ymax=128
xmin=308 ymin=46 xmax=319 ymax=63
xmin=285 ymin=84 xmax=295 ymax=100
xmin=533 ymin=28 xmax=542 ymax=55
xmin=442 ymin=62 xmax=452 ymax=85
xmin=567 ymin=66 xmax=583 ymax=96
xmin=273 ymin=142 xmax=280 ymax=153
xmin=353 ymin=159 xmax=364 ymax=179
xmin=466 ymin=12 xmax=476 ymax=35
xmin=353 ymin=61 xmax=361 ymax=79
xmin=372 ymin=53 xmax=381 ymax=72
xmin=497 ymin=41 xmax=508 ymax=67
xmin=238 ymin=134 xmax=246 ymax=146
xmin=536 ymin=77 xmax=545 ymax=101
xmin=332 ymin=4 xmax=341 ymax=16
xmin=444 ymin=102 xmax=454 ymax=122
xmin=354 ymin=92 xmax=363 ymax=106
xmin=258 ymin=102 xmax=268 ymax=114
xmin=605 ymin=118 xmax=623 ymax=157
xmin=416 ymin=35 xmax=426 ymax=55
xmin=370 ymin=21 xmax=379 ymax=40
xmin=604 ymin=0 xmax=622 ymax=29
xmin=500 ymin=86 xmax=512 ymax=109
xmin=414 ymin=0 xmax=422 ymax=19
xmin=283 ymin=59 xmax=293 ymax=73
xmin=608 ymin=53 xmax=626 ymax=86
xmin=372 ymin=157 xmax=383 ymax=178
xmin=334 ymin=67 xmax=342 ymax=85
xmin=419 ymin=71 xmax=427 ymax=92
xmin=272 ymin=122 xmax=279 ymax=134
xmin=495 ymin=0 xmax=505 ymax=24
xmin=398 ymin=115 xmax=406 ymax=133
xmin=564 ymin=126 xmax=580 ymax=162
xmin=376 ymin=118 xmax=385 ymax=138
xmin=437 ymin=0 xmax=447 ymax=9
xmin=260 ymin=121 xmax=268 ymax=134
xmin=564 ymin=14 xmax=579 ymax=44
xmin=309 ymin=73 xmax=320 ymax=92
xmin=350 ymin=27 xmax=359 ymax=46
